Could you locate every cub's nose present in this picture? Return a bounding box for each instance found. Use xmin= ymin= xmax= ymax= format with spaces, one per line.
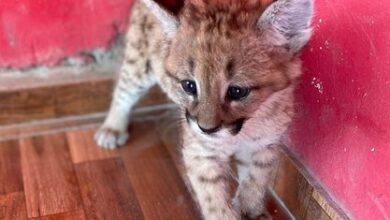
xmin=198 ymin=124 xmax=221 ymax=134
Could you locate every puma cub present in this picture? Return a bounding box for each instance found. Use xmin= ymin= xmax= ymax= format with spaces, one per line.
xmin=95 ymin=0 xmax=313 ymax=219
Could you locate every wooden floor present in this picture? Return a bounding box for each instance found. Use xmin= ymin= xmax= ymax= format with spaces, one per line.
xmin=0 ymin=110 xmax=290 ymax=220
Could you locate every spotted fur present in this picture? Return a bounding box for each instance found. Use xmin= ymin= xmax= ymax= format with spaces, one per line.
xmin=95 ymin=0 xmax=313 ymax=219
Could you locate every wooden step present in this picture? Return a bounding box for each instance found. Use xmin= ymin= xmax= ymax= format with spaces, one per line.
xmin=0 ymin=66 xmax=169 ymax=126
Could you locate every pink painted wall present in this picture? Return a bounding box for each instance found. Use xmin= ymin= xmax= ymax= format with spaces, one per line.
xmin=1 ymin=0 xmax=388 ymax=219
xmin=289 ymin=0 xmax=390 ymax=219
xmin=0 ymin=0 xmax=133 ymax=69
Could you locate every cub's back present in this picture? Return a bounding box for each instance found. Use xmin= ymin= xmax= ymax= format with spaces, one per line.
xmin=123 ymin=0 xmax=165 ymax=66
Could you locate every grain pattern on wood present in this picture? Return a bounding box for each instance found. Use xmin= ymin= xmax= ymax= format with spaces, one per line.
xmin=0 ymin=114 xmax=104 ymax=143
xmin=0 ymin=192 xmax=27 ymax=220
xmin=312 ymin=190 xmax=344 ymax=220
xmin=121 ymin=122 xmax=201 ymax=220
xmin=0 ymin=79 xmax=112 ymax=126
xmin=0 ymin=74 xmax=168 ymax=126
xmin=0 ymin=106 xmax=349 ymax=220
xmin=66 ymin=128 xmax=119 ymax=164
xmin=30 ymin=210 xmax=86 ymax=220
xmin=19 ymin=134 xmax=82 ymax=218
xmin=273 ymin=153 xmax=313 ymax=220
xmin=0 ymin=140 xmax=23 ymax=195
xmin=75 ymin=158 xmax=144 ymax=220
xmin=305 ymin=197 xmax=332 ymax=220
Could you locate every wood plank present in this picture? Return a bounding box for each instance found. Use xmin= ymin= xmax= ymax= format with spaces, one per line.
xmin=312 ymin=190 xmax=344 ymax=220
xmin=66 ymin=128 xmax=119 ymax=164
xmin=120 ymin=122 xmax=201 ymax=220
xmin=0 ymin=114 xmax=104 ymax=143
xmin=0 ymin=140 xmax=23 ymax=195
xmin=265 ymin=191 xmax=294 ymax=220
xmin=273 ymin=152 xmax=313 ymax=220
xmin=30 ymin=210 xmax=86 ymax=220
xmin=274 ymin=148 xmax=350 ymax=220
xmin=19 ymin=134 xmax=82 ymax=218
xmin=305 ymin=197 xmax=332 ymax=220
xmin=0 ymin=75 xmax=168 ymax=126
xmin=75 ymin=158 xmax=144 ymax=220
xmin=0 ymin=103 xmax=174 ymax=143
xmin=0 ymin=79 xmax=111 ymax=125
xmin=0 ymin=192 xmax=27 ymax=220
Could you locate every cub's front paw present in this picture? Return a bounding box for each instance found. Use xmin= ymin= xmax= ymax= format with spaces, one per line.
xmin=94 ymin=126 xmax=129 ymax=149
xmin=233 ymin=194 xmax=269 ymax=220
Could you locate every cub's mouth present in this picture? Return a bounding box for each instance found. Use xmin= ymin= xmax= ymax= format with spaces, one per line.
xmin=184 ymin=109 xmax=248 ymax=136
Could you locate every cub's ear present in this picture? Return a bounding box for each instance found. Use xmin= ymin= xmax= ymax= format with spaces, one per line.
xmin=258 ymin=0 xmax=314 ymax=55
xmin=141 ymin=0 xmax=180 ymax=38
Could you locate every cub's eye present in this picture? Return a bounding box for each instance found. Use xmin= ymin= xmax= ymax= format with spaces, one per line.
xmin=227 ymin=86 xmax=250 ymax=101
xmin=181 ymin=80 xmax=197 ymax=96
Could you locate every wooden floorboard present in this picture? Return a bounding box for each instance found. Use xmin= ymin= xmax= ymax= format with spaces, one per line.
xmin=30 ymin=210 xmax=86 ymax=220
xmin=0 ymin=192 xmax=27 ymax=220
xmin=19 ymin=134 xmax=83 ymax=218
xmin=119 ymin=122 xmax=201 ymax=220
xmin=0 ymin=112 xmax=300 ymax=220
xmin=75 ymin=158 xmax=144 ymax=220
xmin=273 ymin=153 xmax=313 ymax=220
xmin=0 ymin=117 xmax=199 ymax=220
xmin=0 ymin=140 xmax=24 ymax=195
xmin=66 ymin=128 xmax=119 ymax=164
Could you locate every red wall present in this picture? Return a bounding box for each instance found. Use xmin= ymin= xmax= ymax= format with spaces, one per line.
xmin=290 ymin=0 xmax=390 ymax=219
xmin=1 ymin=0 xmax=389 ymax=219
xmin=0 ymin=0 xmax=133 ymax=69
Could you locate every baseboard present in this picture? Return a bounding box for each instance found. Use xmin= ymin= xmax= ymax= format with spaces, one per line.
xmin=0 ymin=66 xmax=169 ymax=126
xmin=0 ymin=103 xmax=176 ymax=143
xmin=272 ymin=146 xmax=351 ymax=220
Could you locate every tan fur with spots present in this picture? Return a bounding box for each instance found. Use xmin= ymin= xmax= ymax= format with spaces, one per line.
xmin=96 ymin=0 xmax=313 ymax=219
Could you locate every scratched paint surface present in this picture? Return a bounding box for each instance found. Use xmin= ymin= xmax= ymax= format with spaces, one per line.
xmin=289 ymin=0 xmax=390 ymax=219
xmin=0 ymin=0 xmax=133 ymax=68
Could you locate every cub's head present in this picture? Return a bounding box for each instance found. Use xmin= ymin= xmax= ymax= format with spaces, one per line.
xmin=144 ymin=0 xmax=313 ymax=139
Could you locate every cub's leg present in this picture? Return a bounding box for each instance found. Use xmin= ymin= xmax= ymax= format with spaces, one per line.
xmin=233 ymin=145 xmax=279 ymax=219
xmin=95 ymin=3 xmax=156 ymax=149
xmin=183 ymin=143 xmax=239 ymax=220
xmin=95 ymin=62 xmax=155 ymax=149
